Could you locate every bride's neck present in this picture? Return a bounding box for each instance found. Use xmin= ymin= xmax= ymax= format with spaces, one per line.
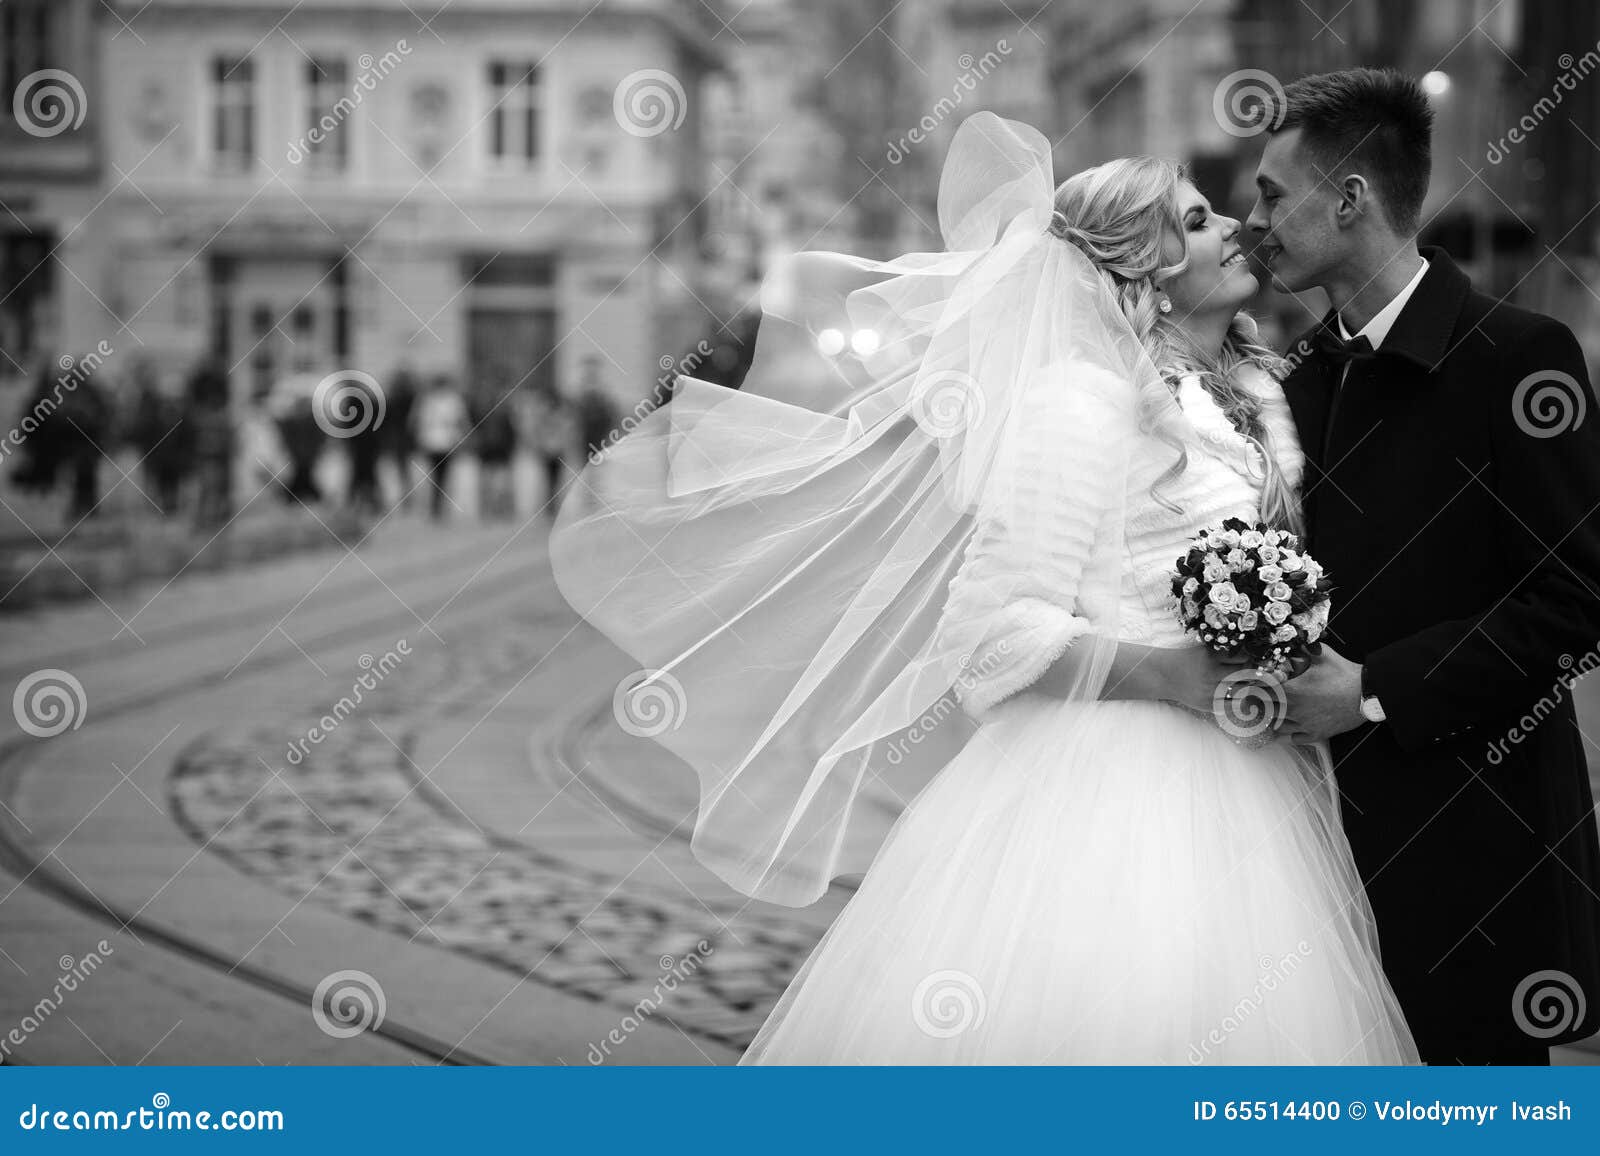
xmin=1171 ymin=310 xmax=1232 ymax=363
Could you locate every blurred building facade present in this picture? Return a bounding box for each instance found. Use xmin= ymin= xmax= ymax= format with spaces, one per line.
xmin=876 ymin=0 xmax=1054 ymax=251
xmin=0 ymin=0 xmax=104 ymax=383
xmin=7 ymin=0 xmax=726 ymax=416
xmin=4 ymin=0 xmax=1598 ymax=410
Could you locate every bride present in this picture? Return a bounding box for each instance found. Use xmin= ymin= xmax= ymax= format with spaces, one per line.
xmin=549 ymin=113 xmax=1419 ymax=1065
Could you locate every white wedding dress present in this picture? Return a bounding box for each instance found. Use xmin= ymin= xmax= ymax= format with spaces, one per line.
xmin=738 ymin=364 xmax=1421 ymax=1065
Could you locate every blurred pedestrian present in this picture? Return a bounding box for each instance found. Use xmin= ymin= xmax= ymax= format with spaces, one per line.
xmin=575 ymin=385 xmax=619 ymax=464
xmin=412 ymin=373 xmax=468 ymax=521
xmin=573 ymin=356 xmax=619 ymax=463
xmin=239 ymin=396 xmax=289 ymax=496
xmin=385 ymin=365 xmax=419 ymax=510
xmin=125 ymin=358 xmax=193 ymax=516
xmin=471 ymin=383 xmax=517 ymax=520
xmin=266 ymin=365 xmax=327 ymax=506
xmin=187 ymin=360 xmax=234 ymax=529
xmin=526 ymin=384 xmax=577 ymax=516
xmin=54 ymin=353 xmax=113 ymax=521
xmin=344 ymin=374 xmax=385 ymax=517
xmin=12 ymin=357 xmax=67 ymax=497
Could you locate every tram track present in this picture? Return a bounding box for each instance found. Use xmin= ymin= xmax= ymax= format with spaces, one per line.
xmin=0 ymin=530 xmax=552 ymax=1066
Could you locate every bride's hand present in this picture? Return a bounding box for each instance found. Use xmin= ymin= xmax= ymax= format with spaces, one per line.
xmin=1164 ymin=645 xmax=1243 ymax=715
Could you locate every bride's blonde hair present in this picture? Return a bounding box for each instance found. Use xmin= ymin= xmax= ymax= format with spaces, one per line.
xmin=1047 ymin=156 xmax=1302 ymax=535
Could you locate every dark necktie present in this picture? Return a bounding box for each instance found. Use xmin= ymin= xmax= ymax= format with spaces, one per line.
xmin=1311 ymin=324 xmax=1377 ymax=369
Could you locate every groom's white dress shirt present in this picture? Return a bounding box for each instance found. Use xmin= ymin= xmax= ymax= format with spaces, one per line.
xmin=1332 ymin=254 xmax=1427 ymax=725
xmin=1335 ymin=256 xmax=1431 ymax=349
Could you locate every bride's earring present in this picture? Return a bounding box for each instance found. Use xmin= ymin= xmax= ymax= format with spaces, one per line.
xmin=1158 ymin=296 xmax=1172 ymax=314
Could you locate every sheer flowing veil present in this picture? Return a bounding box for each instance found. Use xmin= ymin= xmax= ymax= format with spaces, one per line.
xmin=549 ymin=112 xmax=1165 ymax=906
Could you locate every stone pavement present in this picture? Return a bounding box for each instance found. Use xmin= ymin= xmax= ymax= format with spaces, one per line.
xmin=1 ymin=507 xmax=1596 ymax=1065
xmin=0 ymin=511 xmax=826 ymax=1065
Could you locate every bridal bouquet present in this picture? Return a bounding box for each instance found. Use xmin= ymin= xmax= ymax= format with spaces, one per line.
xmin=1170 ymin=517 xmax=1333 ymax=677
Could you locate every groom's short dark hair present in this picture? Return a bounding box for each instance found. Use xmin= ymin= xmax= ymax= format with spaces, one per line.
xmin=1267 ymin=68 xmax=1433 ymax=235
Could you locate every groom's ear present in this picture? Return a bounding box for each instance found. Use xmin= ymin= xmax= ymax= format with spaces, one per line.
xmin=1333 ymin=174 xmax=1370 ymax=229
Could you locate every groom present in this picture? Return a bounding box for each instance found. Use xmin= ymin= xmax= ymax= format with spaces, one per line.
xmin=1248 ymin=67 xmax=1600 ymax=1064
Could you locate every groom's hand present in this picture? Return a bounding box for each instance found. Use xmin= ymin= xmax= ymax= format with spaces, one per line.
xmin=1280 ymin=644 xmax=1365 ymax=744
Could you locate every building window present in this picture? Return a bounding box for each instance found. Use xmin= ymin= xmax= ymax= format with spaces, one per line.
xmin=213 ymin=55 xmax=256 ymax=172
xmin=0 ymin=0 xmax=55 ymax=101
xmin=304 ymin=56 xmax=350 ymax=172
xmin=464 ymin=252 xmax=557 ymax=395
xmin=487 ymin=61 xmax=540 ymax=166
xmin=0 ymin=231 xmax=53 ymax=375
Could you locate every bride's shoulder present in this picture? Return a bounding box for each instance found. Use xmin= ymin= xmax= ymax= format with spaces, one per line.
xmin=1232 ymin=362 xmax=1303 ymax=473
xmin=1232 ymin=359 xmax=1288 ymax=402
xmin=1022 ymin=359 xmax=1139 ymax=424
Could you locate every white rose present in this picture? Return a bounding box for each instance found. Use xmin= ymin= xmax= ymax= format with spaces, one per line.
xmin=1209 ymin=581 xmax=1239 ymax=608
xmin=1264 ymin=529 xmax=1282 ymax=546
xmin=1263 ymin=600 xmax=1291 ymax=625
xmin=1280 ymin=551 xmax=1302 ymax=571
xmin=1204 ymin=560 xmax=1229 ymax=583
xmin=1257 ymin=564 xmax=1283 ymax=584
xmin=1203 ymin=604 xmax=1225 ymax=628
xmin=1226 ymin=547 xmax=1247 ymax=567
xmin=1257 ymin=545 xmax=1280 ymax=564
xmin=1240 ymin=610 xmax=1259 ymax=630
xmin=1240 ymin=530 xmax=1265 ymax=548
xmin=1221 ymin=529 xmax=1241 ymax=547
xmin=1182 ymin=576 xmax=1198 ymax=595
xmin=1271 ymin=624 xmax=1297 ymax=643
xmin=1266 ymin=581 xmax=1292 ymax=602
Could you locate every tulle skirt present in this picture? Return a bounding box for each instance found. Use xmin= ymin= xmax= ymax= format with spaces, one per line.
xmin=739 ymin=695 xmax=1421 ymax=1065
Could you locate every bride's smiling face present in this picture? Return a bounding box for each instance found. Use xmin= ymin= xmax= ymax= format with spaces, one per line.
xmin=1156 ymin=182 xmax=1257 ymax=322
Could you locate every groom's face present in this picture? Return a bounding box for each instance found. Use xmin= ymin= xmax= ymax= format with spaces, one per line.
xmin=1246 ymin=128 xmax=1343 ymax=294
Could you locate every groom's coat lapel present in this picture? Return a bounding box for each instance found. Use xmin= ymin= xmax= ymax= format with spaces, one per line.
xmin=1359 ymin=247 xmax=1472 ymax=372
xmin=1282 ymin=328 xmax=1336 ymax=467
xmin=1281 ymin=247 xmax=1473 ymax=552
xmin=1279 ymin=244 xmax=1600 ymax=1060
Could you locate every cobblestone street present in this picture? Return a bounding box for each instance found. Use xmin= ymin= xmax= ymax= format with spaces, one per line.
xmin=0 ymin=515 xmax=846 ymax=1065
xmin=3 ymin=511 xmax=1598 ymax=1065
